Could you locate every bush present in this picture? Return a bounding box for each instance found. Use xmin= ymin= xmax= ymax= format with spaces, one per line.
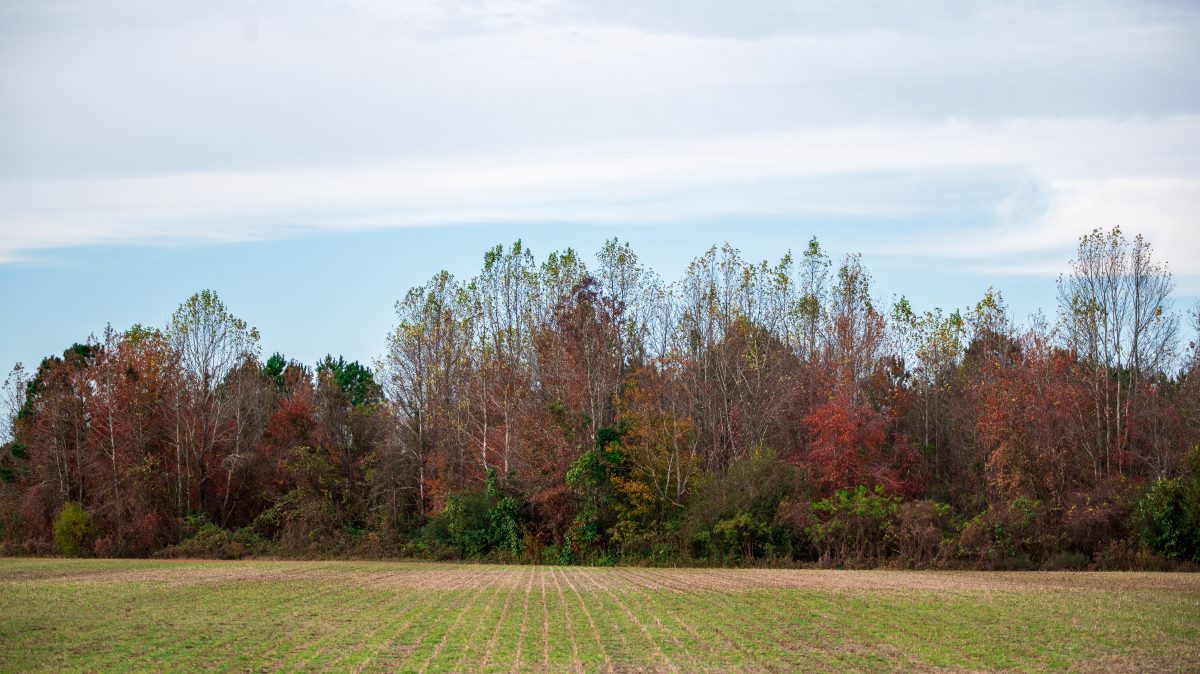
xmin=1094 ymin=539 xmax=1175 ymax=571
xmin=802 ymin=486 xmax=900 ymax=565
xmin=53 ymin=502 xmax=96 ymax=557
xmin=564 ymin=425 xmax=629 ymax=560
xmin=712 ymin=512 xmax=771 ymax=560
xmin=157 ymin=514 xmax=265 ymax=559
xmin=1061 ymin=484 xmax=1129 ymax=557
xmin=422 ymin=470 xmax=527 ymax=560
xmin=894 ymin=500 xmax=954 ymax=567
xmin=956 ymin=497 xmax=1053 ymax=567
xmin=1040 ymin=551 xmax=1090 ymax=570
xmin=684 ymin=447 xmax=809 ymax=561
xmin=1133 ymin=476 xmax=1200 ymax=563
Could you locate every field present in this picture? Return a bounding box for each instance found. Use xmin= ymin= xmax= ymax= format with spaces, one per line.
xmin=1 ymin=559 xmax=1198 ymax=672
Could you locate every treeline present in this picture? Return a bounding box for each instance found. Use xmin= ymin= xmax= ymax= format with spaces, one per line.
xmin=2 ymin=228 xmax=1199 ymax=568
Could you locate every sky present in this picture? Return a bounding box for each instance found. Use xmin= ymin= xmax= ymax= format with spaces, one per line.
xmin=1 ymin=0 xmax=1198 ymax=374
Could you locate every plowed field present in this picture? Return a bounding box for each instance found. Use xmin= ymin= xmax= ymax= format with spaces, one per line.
xmin=2 ymin=559 xmax=1197 ymax=672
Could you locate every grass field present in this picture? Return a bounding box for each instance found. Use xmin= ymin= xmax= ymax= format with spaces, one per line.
xmin=1 ymin=559 xmax=1197 ymax=672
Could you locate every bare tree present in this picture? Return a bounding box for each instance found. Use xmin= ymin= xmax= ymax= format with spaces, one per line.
xmin=382 ymin=272 xmax=471 ymax=514
xmin=166 ymin=290 xmax=260 ymax=514
xmin=1 ymin=363 xmax=28 ymax=446
xmin=1057 ymin=227 xmax=1179 ymax=477
xmin=797 ymin=236 xmax=832 ymax=360
xmin=824 ymin=253 xmax=884 ymax=389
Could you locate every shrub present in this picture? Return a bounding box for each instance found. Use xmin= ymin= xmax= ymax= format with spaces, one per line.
xmin=712 ymin=512 xmax=771 ymax=560
xmin=564 ymin=425 xmax=629 ymax=560
xmin=157 ymin=514 xmax=265 ymax=559
xmin=684 ymin=447 xmax=809 ymax=561
xmin=803 ymin=486 xmax=900 ymax=565
xmin=53 ymin=502 xmax=96 ymax=557
xmin=956 ymin=497 xmax=1053 ymax=567
xmin=271 ymin=447 xmax=356 ymax=552
xmin=1040 ymin=551 xmax=1090 ymax=570
xmin=1061 ymin=484 xmax=1129 ymax=557
xmin=1133 ymin=476 xmax=1200 ymax=562
xmin=1093 ymin=539 xmax=1176 ymax=571
xmin=894 ymin=500 xmax=954 ymax=567
xmin=424 ymin=469 xmax=527 ymax=560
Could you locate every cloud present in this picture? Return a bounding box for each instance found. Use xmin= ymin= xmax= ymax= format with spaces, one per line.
xmin=2 ymin=115 xmax=1198 ymax=268
xmin=1 ymin=1 xmax=1198 ymax=270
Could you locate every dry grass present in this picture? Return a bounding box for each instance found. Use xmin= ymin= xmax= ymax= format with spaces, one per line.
xmin=2 ymin=558 xmax=1197 ymax=672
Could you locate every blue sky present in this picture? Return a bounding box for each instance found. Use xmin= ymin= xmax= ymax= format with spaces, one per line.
xmin=2 ymin=0 xmax=1199 ymax=373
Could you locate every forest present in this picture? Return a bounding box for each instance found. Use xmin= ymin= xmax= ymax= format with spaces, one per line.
xmin=2 ymin=227 xmax=1198 ymax=569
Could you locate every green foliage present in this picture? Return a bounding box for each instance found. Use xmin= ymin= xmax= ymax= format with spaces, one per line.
xmin=316 ymin=355 xmax=381 ymax=407
xmin=426 ymin=470 xmax=527 ymax=559
xmin=122 ymin=323 xmax=159 ymax=344
xmin=566 ymin=444 xmax=624 ymax=492
xmin=712 ymin=512 xmax=771 ymax=560
xmin=168 ymin=289 xmax=260 ymax=390
xmin=263 ymin=353 xmax=311 ymax=393
xmin=53 ymin=502 xmax=96 ymax=557
xmin=0 ymin=441 xmax=20 ymax=484
xmin=1133 ymin=448 xmax=1200 ymax=562
xmin=804 ymin=486 xmax=901 ymax=563
xmin=565 ymin=424 xmax=629 ymax=558
xmin=161 ymin=514 xmax=266 ymax=559
xmin=607 ymin=478 xmax=675 ymax=561
xmin=685 ymin=447 xmax=809 ymax=561
xmin=264 ymin=352 xmax=288 ymax=389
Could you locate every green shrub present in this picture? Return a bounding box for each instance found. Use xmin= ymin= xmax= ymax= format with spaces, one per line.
xmin=564 ymin=424 xmax=629 ymax=559
xmin=684 ymin=447 xmax=809 ymax=561
xmin=1133 ymin=460 xmax=1200 ymax=563
xmin=53 ymin=502 xmax=96 ymax=557
xmin=157 ymin=514 xmax=265 ymax=559
xmin=957 ymin=496 xmax=1052 ymax=567
xmin=424 ymin=469 xmax=528 ymax=560
xmin=712 ymin=512 xmax=771 ymax=560
xmin=804 ymin=486 xmax=901 ymax=564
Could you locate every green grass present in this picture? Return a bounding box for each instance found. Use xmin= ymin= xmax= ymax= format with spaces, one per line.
xmin=1 ymin=559 xmax=1197 ymax=672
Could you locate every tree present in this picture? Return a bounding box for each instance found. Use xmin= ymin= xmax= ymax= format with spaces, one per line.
xmin=806 ymin=387 xmax=923 ymax=497
xmin=797 ymin=236 xmax=831 ymax=360
xmin=3 ymin=232 xmax=1198 ymax=567
xmin=618 ymin=365 xmax=699 ymax=509
xmin=1 ymin=364 xmax=27 ymax=447
xmin=1058 ymin=227 xmax=1179 ymax=479
xmin=18 ymin=343 xmax=97 ymax=509
xmin=823 ymin=253 xmax=884 ymax=388
xmin=465 ymin=241 xmax=538 ymax=477
xmin=383 ymin=271 xmax=472 ymax=515
xmin=316 ymin=355 xmax=382 ymax=408
xmin=535 ymin=276 xmax=625 ymax=467
xmin=595 ymin=238 xmax=661 ymax=366
xmin=166 ymin=290 xmax=261 ymax=516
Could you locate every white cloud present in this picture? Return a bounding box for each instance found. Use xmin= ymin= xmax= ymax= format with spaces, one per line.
xmin=1 ymin=0 xmax=1198 ymax=269
xmin=2 ymin=115 xmax=1198 ymax=268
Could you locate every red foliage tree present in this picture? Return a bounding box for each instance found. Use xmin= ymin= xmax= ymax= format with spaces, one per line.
xmin=805 ymin=387 xmax=924 ymax=497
